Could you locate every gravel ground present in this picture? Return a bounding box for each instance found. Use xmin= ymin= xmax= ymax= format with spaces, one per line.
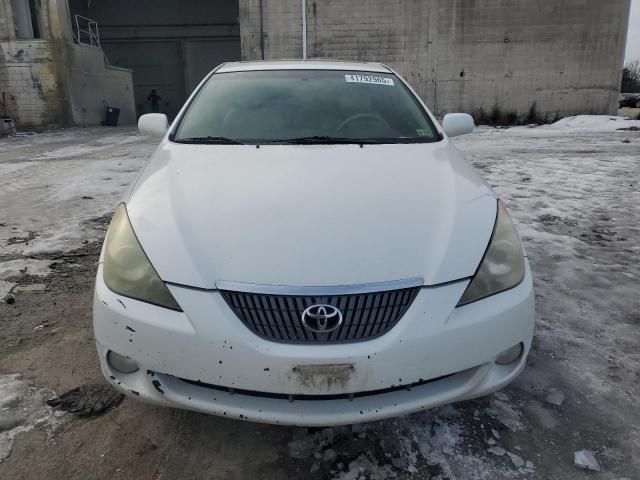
xmin=0 ymin=118 xmax=639 ymax=479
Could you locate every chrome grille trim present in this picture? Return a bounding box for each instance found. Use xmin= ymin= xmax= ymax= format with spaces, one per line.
xmin=220 ymin=286 xmax=420 ymax=344
xmin=215 ymin=277 xmax=424 ymax=296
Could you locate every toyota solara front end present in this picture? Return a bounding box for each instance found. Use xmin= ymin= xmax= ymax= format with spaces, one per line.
xmin=93 ymin=60 xmax=535 ymax=426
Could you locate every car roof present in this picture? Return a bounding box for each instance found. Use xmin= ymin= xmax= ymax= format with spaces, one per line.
xmin=216 ymin=60 xmax=392 ymax=74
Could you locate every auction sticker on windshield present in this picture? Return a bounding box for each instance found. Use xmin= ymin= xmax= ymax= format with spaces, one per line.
xmin=345 ymin=74 xmax=394 ymax=86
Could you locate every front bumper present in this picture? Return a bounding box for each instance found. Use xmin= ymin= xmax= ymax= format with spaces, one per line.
xmin=93 ymin=261 xmax=535 ymax=426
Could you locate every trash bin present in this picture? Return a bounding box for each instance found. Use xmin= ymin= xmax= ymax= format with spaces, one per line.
xmin=104 ymin=106 xmax=120 ymax=127
xmin=1 ymin=117 xmax=15 ymax=136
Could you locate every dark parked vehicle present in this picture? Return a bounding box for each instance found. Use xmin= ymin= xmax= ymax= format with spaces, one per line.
xmin=619 ymin=93 xmax=640 ymax=108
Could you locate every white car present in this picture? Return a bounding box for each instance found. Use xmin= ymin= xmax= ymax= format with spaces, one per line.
xmin=94 ymin=60 xmax=534 ymax=426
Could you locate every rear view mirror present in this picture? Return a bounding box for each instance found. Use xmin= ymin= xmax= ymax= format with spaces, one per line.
xmin=442 ymin=113 xmax=475 ymax=138
xmin=138 ymin=113 xmax=168 ymax=137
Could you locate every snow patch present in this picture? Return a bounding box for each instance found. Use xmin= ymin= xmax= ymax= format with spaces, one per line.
xmin=0 ymin=280 xmax=15 ymax=299
xmin=544 ymin=389 xmax=565 ymax=406
xmin=0 ymin=258 xmax=53 ymax=299
xmin=287 ymin=401 xmax=532 ymax=479
xmin=544 ymin=115 xmax=640 ymax=132
xmin=486 ymin=392 xmax=523 ymax=432
xmin=574 ymin=450 xmax=601 ymax=471
xmin=333 ymin=454 xmax=396 ymax=480
xmin=0 ymin=128 xmax=153 ymax=260
xmin=0 ymin=259 xmax=53 ymax=280
xmin=508 ymin=115 xmax=640 ymax=135
xmin=0 ymin=374 xmax=68 ymax=462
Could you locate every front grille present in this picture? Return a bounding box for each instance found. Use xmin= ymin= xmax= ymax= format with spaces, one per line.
xmin=220 ymin=287 xmax=420 ymax=343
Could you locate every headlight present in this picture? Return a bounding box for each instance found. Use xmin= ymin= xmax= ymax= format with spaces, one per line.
xmin=457 ymin=200 xmax=525 ymax=306
xmin=103 ymin=204 xmax=182 ymax=311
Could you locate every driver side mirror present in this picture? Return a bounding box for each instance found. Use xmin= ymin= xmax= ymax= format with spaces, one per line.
xmin=138 ymin=113 xmax=168 ymax=137
xmin=442 ymin=113 xmax=475 ymax=138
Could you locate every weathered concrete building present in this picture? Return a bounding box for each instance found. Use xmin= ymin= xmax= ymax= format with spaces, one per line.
xmin=0 ymin=0 xmax=135 ymax=128
xmin=0 ymin=0 xmax=632 ymax=128
xmin=67 ymin=0 xmax=241 ymax=121
xmin=240 ymin=0 xmax=632 ymax=119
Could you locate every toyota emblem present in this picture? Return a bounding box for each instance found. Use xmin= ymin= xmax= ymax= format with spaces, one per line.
xmin=301 ymin=304 xmax=343 ymax=333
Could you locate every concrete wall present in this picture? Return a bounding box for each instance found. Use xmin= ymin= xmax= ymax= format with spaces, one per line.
xmin=0 ymin=0 xmax=69 ymax=127
xmin=0 ymin=0 xmax=136 ymax=128
xmin=67 ymin=43 xmax=135 ymax=126
xmin=69 ymin=0 xmax=241 ymax=119
xmin=0 ymin=0 xmax=12 ymax=39
xmin=239 ymin=0 xmax=631 ymax=118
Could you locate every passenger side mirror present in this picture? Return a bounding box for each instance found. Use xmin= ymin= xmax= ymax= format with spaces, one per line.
xmin=138 ymin=113 xmax=169 ymax=137
xmin=442 ymin=113 xmax=475 ymax=138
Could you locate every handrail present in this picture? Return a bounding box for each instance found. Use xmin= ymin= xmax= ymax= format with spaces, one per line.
xmin=74 ymin=14 xmax=101 ymax=48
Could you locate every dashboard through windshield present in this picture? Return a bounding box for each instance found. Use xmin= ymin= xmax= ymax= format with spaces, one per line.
xmin=172 ymin=69 xmax=440 ymax=145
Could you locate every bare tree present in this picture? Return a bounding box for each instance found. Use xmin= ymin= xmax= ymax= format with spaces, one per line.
xmin=621 ymin=60 xmax=640 ymax=93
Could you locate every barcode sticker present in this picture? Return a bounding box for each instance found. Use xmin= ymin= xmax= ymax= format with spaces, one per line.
xmin=345 ymin=74 xmax=394 ymax=86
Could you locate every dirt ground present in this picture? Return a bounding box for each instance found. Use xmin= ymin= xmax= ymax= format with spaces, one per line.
xmin=618 ymin=107 xmax=640 ymax=119
xmin=0 ymin=117 xmax=639 ymax=479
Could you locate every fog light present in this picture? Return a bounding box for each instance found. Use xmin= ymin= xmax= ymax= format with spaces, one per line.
xmin=107 ymin=351 xmax=139 ymax=374
xmin=495 ymin=343 xmax=523 ymax=365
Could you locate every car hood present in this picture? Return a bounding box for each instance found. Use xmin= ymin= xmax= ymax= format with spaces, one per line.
xmin=126 ymin=141 xmax=497 ymax=289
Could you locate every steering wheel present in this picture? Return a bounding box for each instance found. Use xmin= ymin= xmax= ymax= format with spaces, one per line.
xmin=337 ymin=113 xmax=391 ymax=134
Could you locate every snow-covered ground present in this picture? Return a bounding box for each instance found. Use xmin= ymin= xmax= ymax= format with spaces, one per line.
xmin=0 ymin=128 xmax=156 ymax=297
xmin=0 ymin=116 xmax=639 ymax=478
xmin=0 ymin=374 xmax=66 ymax=462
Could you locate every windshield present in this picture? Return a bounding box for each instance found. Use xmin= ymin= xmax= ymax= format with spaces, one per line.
xmin=172 ymin=70 xmax=440 ymax=144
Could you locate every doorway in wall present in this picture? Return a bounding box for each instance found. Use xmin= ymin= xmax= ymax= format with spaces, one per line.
xmin=10 ymin=0 xmax=41 ymax=39
xmin=68 ymin=0 xmax=241 ymax=119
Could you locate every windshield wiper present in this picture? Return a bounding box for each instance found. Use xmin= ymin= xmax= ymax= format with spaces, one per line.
xmin=174 ymin=136 xmax=247 ymax=145
xmin=262 ymin=136 xmax=382 ymax=145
